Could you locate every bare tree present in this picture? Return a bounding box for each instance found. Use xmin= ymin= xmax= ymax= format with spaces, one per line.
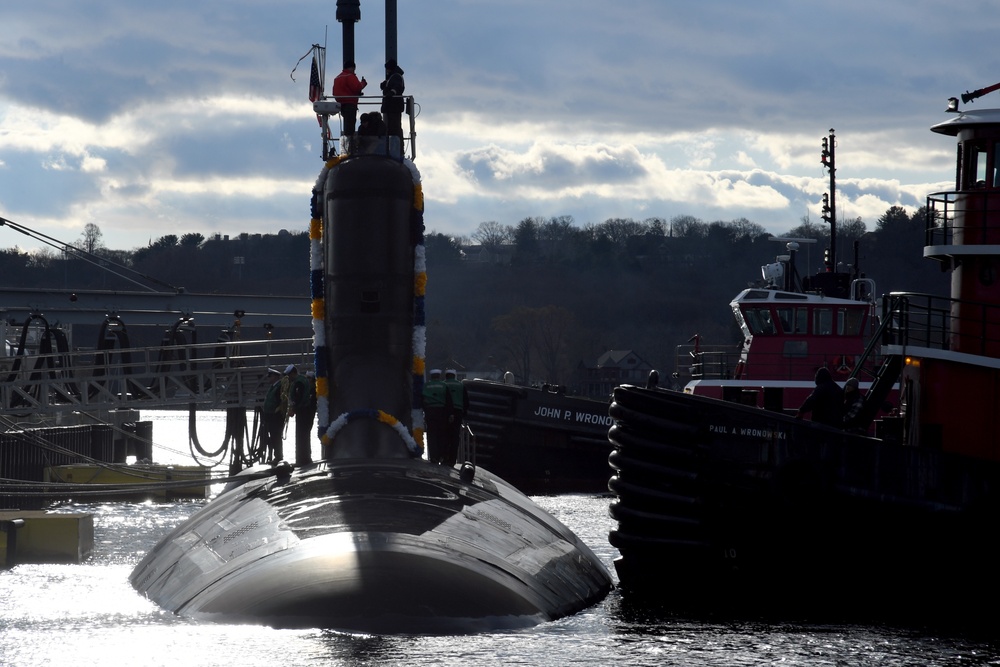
xmin=79 ymin=223 xmax=104 ymax=255
xmin=729 ymin=217 xmax=767 ymax=241
xmin=785 ymin=215 xmax=828 ymax=242
xmin=539 ymin=216 xmax=576 ymax=261
xmin=491 ymin=305 xmax=577 ymax=384
xmin=534 ymin=305 xmax=576 ymax=384
xmin=491 ymin=306 xmax=538 ymax=383
xmin=669 ymin=215 xmax=707 ymax=238
xmin=472 ymin=220 xmax=511 ymax=259
xmin=595 ymin=218 xmax=644 ymax=250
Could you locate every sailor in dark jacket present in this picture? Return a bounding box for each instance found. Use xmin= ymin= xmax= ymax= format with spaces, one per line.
xmin=842 ymin=376 xmax=865 ymax=432
xmin=443 ymin=369 xmax=468 ymax=466
xmin=422 ymin=369 xmax=449 ymax=464
xmin=261 ymin=368 xmax=286 ymax=462
xmin=380 ymin=60 xmax=405 ymax=140
xmin=286 ymin=366 xmax=316 ymax=466
xmin=795 ymin=367 xmax=844 ymax=427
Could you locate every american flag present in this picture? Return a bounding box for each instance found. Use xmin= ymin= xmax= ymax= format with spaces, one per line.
xmin=308 ymin=52 xmax=322 ymax=102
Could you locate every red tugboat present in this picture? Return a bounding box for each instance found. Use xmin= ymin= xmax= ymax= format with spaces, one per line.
xmin=679 ymin=130 xmax=894 ymax=423
xmin=607 ymin=88 xmax=1000 ymax=626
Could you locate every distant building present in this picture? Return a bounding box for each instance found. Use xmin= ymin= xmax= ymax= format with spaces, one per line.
xmin=460 ymin=244 xmax=513 ymax=266
xmin=573 ymin=349 xmax=653 ymax=399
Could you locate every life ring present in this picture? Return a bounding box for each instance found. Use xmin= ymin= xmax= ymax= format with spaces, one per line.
xmin=833 ymin=355 xmax=855 ymax=376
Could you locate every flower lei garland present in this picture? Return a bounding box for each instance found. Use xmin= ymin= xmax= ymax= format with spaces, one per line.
xmin=309 ymin=154 xmax=425 ymax=457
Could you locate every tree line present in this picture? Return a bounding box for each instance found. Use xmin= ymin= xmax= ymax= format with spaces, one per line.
xmin=1 ymin=207 xmax=946 ymax=391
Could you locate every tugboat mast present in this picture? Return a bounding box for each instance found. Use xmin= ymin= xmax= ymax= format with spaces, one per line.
xmin=821 ymin=129 xmax=837 ymax=272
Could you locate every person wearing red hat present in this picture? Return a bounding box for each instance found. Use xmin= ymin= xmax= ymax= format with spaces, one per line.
xmin=333 ymin=61 xmax=367 ymax=135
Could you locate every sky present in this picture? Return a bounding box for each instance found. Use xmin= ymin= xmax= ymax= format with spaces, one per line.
xmin=1 ymin=0 xmax=998 ymax=254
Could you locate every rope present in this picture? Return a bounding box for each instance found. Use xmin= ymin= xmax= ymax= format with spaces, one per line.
xmin=187 ymin=403 xmax=230 ymax=462
xmin=0 ymin=472 xmax=243 ymax=498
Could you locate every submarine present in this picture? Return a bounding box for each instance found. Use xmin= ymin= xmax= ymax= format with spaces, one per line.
xmin=129 ymin=0 xmax=612 ymax=633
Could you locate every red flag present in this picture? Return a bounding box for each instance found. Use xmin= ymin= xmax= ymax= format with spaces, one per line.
xmin=308 ymin=52 xmax=322 ymax=102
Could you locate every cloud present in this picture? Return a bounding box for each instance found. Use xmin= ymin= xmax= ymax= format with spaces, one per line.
xmin=1 ymin=0 xmax=996 ymax=253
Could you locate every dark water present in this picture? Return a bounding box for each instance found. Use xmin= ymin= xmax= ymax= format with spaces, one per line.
xmin=2 ymin=413 xmax=998 ymax=666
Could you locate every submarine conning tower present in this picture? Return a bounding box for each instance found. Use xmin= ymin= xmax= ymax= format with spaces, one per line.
xmin=311 ymin=0 xmax=425 ymax=460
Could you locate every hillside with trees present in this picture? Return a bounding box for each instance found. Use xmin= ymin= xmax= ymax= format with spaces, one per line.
xmin=0 ymin=206 xmax=946 ymax=388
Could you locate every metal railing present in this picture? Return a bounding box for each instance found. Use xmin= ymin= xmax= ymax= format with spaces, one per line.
xmin=456 ymin=423 xmax=475 ymax=467
xmin=881 ymin=291 xmax=1000 ymax=357
xmin=674 ymin=345 xmax=739 ymax=380
xmin=926 ymin=189 xmax=1000 ymax=247
xmin=1 ymin=337 xmax=314 ymax=418
xmin=318 ymin=94 xmax=418 ymax=162
xmin=673 ymin=344 xmax=885 ymax=382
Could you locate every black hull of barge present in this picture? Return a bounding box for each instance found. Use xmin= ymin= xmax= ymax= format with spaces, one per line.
xmin=608 ymin=385 xmax=1000 ymax=623
xmin=463 ymin=380 xmax=613 ymax=494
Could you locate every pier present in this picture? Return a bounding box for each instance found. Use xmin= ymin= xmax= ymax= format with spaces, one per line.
xmin=1 ymin=286 xmax=314 ymax=418
xmin=0 ymin=286 xmax=317 ymax=528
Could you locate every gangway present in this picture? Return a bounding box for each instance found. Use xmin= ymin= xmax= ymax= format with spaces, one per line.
xmin=0 ymin=284 xmax=316 ymax=421
xmin=1 ymin=335 xmax=313 ymax=420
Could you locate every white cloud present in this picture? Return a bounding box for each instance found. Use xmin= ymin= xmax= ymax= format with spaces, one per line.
xmin=0 ymin=0 xmax=996 ymax=251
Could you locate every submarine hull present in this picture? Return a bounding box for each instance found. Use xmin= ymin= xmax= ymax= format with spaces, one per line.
xmin=130 ymin=459 xmax=612 ymax=633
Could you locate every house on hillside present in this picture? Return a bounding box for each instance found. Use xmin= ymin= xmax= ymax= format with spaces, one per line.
xmin=572 ymin=349 xmax=653 ymax=399
xmin=461 ymin=244 xmax=513 ymax=265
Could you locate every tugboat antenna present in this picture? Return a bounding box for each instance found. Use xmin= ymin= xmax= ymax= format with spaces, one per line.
xmin=820 ymin=129 xmax=837 ymax=272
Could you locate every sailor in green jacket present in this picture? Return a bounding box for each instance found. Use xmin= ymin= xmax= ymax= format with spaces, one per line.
xmin=422 ymin=369 xmax=449 ymax=464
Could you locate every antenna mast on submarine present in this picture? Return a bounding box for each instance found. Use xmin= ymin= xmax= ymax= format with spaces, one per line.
xmin=336 ymin=0 xmax=361 ymax=67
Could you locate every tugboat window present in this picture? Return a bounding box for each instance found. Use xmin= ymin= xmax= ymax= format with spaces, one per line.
xmin=839 ymin=308 xmax=865 ymax=336
xmin=994 ymin=143 xmax=1000 ymax=187
xmin=966 ymin=141 xmax=989 ymax=189
xmin=745 ymin=308 xmax=776 ymax=335
xmin=813 ymin=308 xmax=833 ymax=335
xmin=795 ymin=308 xmax=808 ymax=334
xmin=776 ymin=308 xmax=808 ymax=335
xmin=777 ymin=308 xmax=793 ymax=333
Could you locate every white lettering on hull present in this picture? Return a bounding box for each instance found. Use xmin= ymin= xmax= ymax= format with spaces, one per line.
xmin=531 ymin=405 xmax=612 ymax=427
xmin=534 ymin=406 xmax=562 ymax=419
xmin=708 ymin=424 xmax=787 ymax=440
xmin=573 ymin=411 xmax=613 ymax=427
